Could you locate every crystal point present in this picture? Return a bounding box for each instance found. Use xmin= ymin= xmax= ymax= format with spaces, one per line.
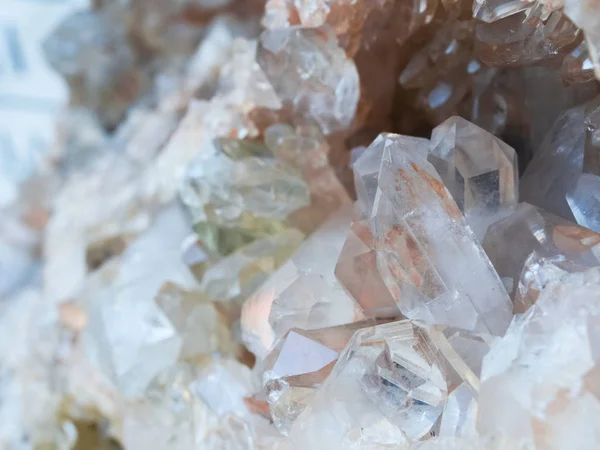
xmin=362 ymin=133 xmax=512 ymax=335
xmin=429 ymin=116 xmax=518 ymax=239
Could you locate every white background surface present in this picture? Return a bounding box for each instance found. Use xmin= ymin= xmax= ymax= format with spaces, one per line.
xmin=0 ymin=0 xmax=88 ymax=205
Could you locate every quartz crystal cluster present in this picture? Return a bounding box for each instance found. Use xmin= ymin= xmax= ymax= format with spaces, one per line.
xmin=3 ymin=0 xmax=600 ymax=449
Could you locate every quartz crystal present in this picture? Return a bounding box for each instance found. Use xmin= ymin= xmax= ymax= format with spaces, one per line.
xmin=351 ymin=133 xmax=513 ymax=335
xmin=482 ymin=202 xmax=600 ymax=310
xmin=475 ymin=9 xmax=581 ymax=68
xmin=478 ymin=266 xmax=600 ymax=449
xmin=520 ymin=101 xmax=586 ymax=220
xmin=262 ymin=322 xmax=370 ymax=434
xmin=428 ymin=116 xmax=518 ymax=239
xmin=199 ymin=228 xmax=304 ymax=305
xmin=399 ymin=21 xmax=481 ymax=123
xmin=288 ymin=320 xmax=494 ymax=447
xmin=521 ymin=97 xmax=600 ymax=231
xmin=257 ymin=26 xmax=360 ymax=134
xmin=241 ymin=206 xmax=363 ymax=360
xmin=180 ymin=137 xmax=310 ymax=258
xmin=84 ymin=206 xmax=200 ymax=397
xmin=567 ymin=173 xmax=600 ymax=233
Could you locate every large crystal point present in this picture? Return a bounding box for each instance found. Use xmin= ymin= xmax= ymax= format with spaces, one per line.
xmin=241 ymin=206 xmax=364 ymax=360
xmin=288 ymin=320 xmax=493 ymax=448
xmin=429 ymin=116 xmax=518 ymax=239
xmin=263 ymin=322 xmax=369 ymax=434
xmin=257 ymin=26 xmax=360 ymax=134
xmin=365 ymin=133 xmax=513 ymax=335
xmin=482 ymin=202 xmax=600 ymax=305
xmin=478 ymin=266 xmax=600 ymax=449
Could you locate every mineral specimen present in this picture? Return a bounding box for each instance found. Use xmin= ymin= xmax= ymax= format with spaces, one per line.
xmin=348 ymin=132 xmax=513 ymax=335
xmin=9 ymin=0 xmax=600 ymax=448
xmin=521 ymin=96 xmax=600 ymax=232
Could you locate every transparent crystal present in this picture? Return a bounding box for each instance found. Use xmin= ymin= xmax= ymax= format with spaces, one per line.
xmin=520 ymin=101 xmax=586 ymax=220
xmin=335 ymin=219 xmax=401 ymax=318
xmin=199 ymin=228 xmax=304 ymax=304
xmin=473 ymin=0 xmax=535 ymax=23
xmin=563 ymin=0 xmax=600 ymax=80
xmin=180 ymin=137 xmax=310 ymax=258
xmin=257 ymin=25 xmax=360 ymax=134
xmin=364 ymin=133 xmax=513 ymax=335
xmin=562 ymin=41 xmax=596 ymax=85
xmin=263 ymin=322 xmax=368 ymax=434
xmin=584 ymin=97 xmax=600 ymax=175
xmin=567 ymin=173 xmax=600 ymax=233
xmin=84 ymin=206 xmax=198 ymax=397
xmin=263 ymin=123 xmax=351 ymax=233
xmin=154 ymin=283 xmax=233 ymax=360
xmin=429 ymin=116 xmax=518 ymax=239
xmin=241 ymin=206 xmax=363 ymax=360
xmin=438 ymin=382 xmax=478 ymax=439
xmin=483 ymin=202 xmax=600 ymax=306
xmin=288 ymin=320 xmax=493 ymax=447
xmin=475 ymin=10 xmax=581 ymax=68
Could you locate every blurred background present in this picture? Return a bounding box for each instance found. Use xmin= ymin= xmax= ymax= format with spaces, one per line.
xmin=1 ymin=0 xmax=88 ymax=207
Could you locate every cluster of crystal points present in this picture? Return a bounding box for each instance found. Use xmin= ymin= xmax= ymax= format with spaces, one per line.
xmin=3 ymin=0 xmax=600 ymax=448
